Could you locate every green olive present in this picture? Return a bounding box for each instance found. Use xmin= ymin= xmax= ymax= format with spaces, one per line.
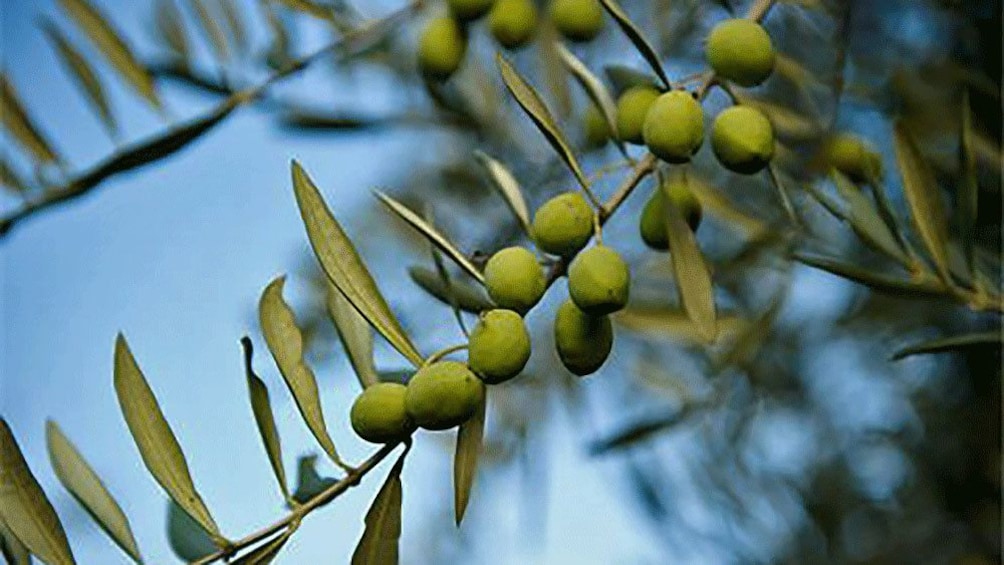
xmin=405 ymin=361 xmax=485 ymax=430
xmin=532 ymin=192 xmax=594 ymax=257
xmin=584 ymin=104 xmax=611 ymax=149
xmin=639 ymin=180 xmax=702 ymax=249
xmin=642 ymin=91 xmax=705 ymax=163
xmin=489 ymin=0 xmax=538 ymax=49
xmin=616 ymin=86 xmax=661 ymax=145
xmin=568 ymin=245 xmax=630 ymax=315
xmin=417 ymin=17 xmax=467 ymax=81
xmin=705 ymin=19 xmax=775 ymax=87
xmin=448 ymin=0 xmax=495 ymax=21
xmin=553 ymin=299 xmax=613 ymax=376
xmin=711 ymin=105 xmax=774 ymax=174
xmin=468 ymin=309 xmax=532 ymax=384
xmin=350 ymin=383 xmax=415 ymax=444
xmin=824 ymin=132 xmax=883 ymax=182
xmin=549 ymin=0 xmax=604 ymax=42
xmin=484 ymin=247 xmax=545 ymax=314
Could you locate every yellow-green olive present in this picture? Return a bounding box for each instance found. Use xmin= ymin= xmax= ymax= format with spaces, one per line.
xmin=489 ymin=0 xmax=538 ymax=49
xmin=418 ymin=17 xmax=467 ymax=81
xmin=639 ymin=181 xmax=702 ymax=249
xmin=549 ymin=0 xmax=604 ymax=42
xmin=554 ymin=299 xmax=613 ymax=376
xmin=711 ymin=105 xmax=774 ymax=174
xmin=823 ymin=132 xmax=883 ymax=182
xmin=705 ymin=19 xmax=775 ymax=87
xmin=532 ymin=192 xmax=594 ymax=257
xmin=448 ymin=0 xmax=495 ymax=21
xmin=405 ymin=361 xmax=485 ymax=430
xmin=468 ymin=309 xmax=532 ymax=384
xmin=642 ymin=91 xmax=705 ymax=163
xmin=350 ymin=383 xmax=415 ymax=444
xmin=484 ymin=246 xmax=545 ymax=314
xmin=584 ymin=104 xmax=611 ymax=149
xmin=568 ymin=245 xmax=630 ymax=315
xmin=616 ymin=86 xmax=661 ymax=145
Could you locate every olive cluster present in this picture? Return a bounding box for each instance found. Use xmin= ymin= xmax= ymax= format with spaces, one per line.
xmin=417 ymin=0 xmax=607 ymax=81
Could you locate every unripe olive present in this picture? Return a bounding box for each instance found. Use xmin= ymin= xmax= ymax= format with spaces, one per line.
xmin=484 ymin=247 xmax=545 ymax=314
xmin=489 ymin=0 xmax=538 ymax=49
xmin=584 ymin=104 xmax=611 ymax=149
xmin=405 ymin=361 xmax=485 ymax=430
xmin=532 ymin=192 xmax=595 ymax=257
xmin=549 ymin=0 xmax=604 ymax=42
xmin=417 ymin=17 xmax=467 ymax=81
xmin=468 ymin=309 xmax=532 ymax=384
xmin=616 ymin=86 xmax=661 ymax=145
xmin=639 ymin=181 xmax=702 ymax=249
xmin=642 ymin=91 xmax=705 ymax=163
xmin=711 ymin=106 xmax=774 ymax=174
xmin=705 ymin=19 xmax=775 ymax=87
xmin=448 ymin=0 xmax=495 ymax=21
xmin=350 ymin=383 xmax=415 ymax=444
xmin=567 ymin=245 xmax=630 ymax=315
xmin=824 ymin=133 xmax=883 ymax=182
xmin=554 ymin=299 xmax=613 ymax=376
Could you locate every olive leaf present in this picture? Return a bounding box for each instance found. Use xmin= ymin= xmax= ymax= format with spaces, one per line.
xmin=616 ymin=307 xmax=744 ymax=346
xmin=0 ymin=419 xmax=76 ymax=565
xmin=794 ymin=252 xmax=945 ymax=296
xmin=831 ymin=170 xmax=910 ymax=265
xmin=240 ymin=337 xmax=290 ymax=501
xmin=891 ymin=331 xmax=1001 ymax=361
xmin=113 ymin=334 xmax=223 ymax=541
xmin=291 ymin=161 xmax=425 ymax=368
xmin=473 ymin=151 xmax=532 ymax=235
xmin=166 ymin=500 xmax=217 ymax=562
xmin=58 ymin=0 xmax=162 ymax=111
xmin=685 ymin=175 xmax=769 ymax=238
xmin=374 ymin=191 xmax=486 ymax=285
xmin=291 ymin=455 xmax=337 ymax=504
xmin=326 ymin=287 xmax=379 ymax=389
xmin=0 ymin=74 xmax=61 ymax=164
xmin=0 ymin=518 xmax=31 ymax=565
xmin=351 ymin=450 xmax=408 ymax=565
xmin=154 ymin=0 xmax=191 ymax=60
xmin=0 ymin=158 xmax=29 ymax=195
xmin=45 ymin=421 xmax=144 ymax=563
xmin=454 ymin=395 xmax=486 ymax=526
xmin=555 ymin=43 xmax=624 ymax=153
xmin=42 ymin=20 xmax=118 ymax=137
xmin=259 ymin=276 xmax=345 ymax=468
xmin=220 ymin=0 xmax=248 ymax=55
xmin=588 ymin=410 xmax=692 ymax=455
xmin=537 ymin=27 xmax=572 ymax=119
xmin=408 ymin=266 xmax=494 ymax=314
xmin=496 ymin=53 xmax=590 ymax=191
xmin=958 ymin=90 xmax=979 ymax=277
xmin=232 ymin=530 xmax=292 ymax=565
xmin=274 ymin=0 xmax=338 ymax=22
xmin=603 ymin=65 xmax=660 ymax=96
xmin=188 ymin=0 xmax=230 ymax=63
xmin=596 ymin=0 xmax=671 ymax=90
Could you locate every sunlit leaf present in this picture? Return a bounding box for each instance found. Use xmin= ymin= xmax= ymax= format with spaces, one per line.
xmin=408 ymin=266 xmax=494 ymax=314
xmin=831 ymin=170 xmax=909 ymax=265
xmin=154 ymin=0 xmax=190 ymax=60
xmin=42 ymin=21 xmax=118 ymax=136
xmin=290 ymin=455 xmax=337 ymax=505
xmin=615 ymin=307 xmax=744 ymax=345
xmin=891 ymin=331 xmax=1001 ymax=361
xmin=113 ymin=335 xmax=223 ymax=541
xmin=326 ymin=287 xmax=379 ymax=389
xmin=351 ymin=450 xmax=407 ymax=565
xmin=0 ymin=518 xmax=31 ymax=565
xmin=473 ymin=151 xmax=532 ymax=235
xmin=733 ymin=92 xmax=821 ymax=141
xmin=794 ymin=252 xmax=945 ymax=296
xmin=188 ymin=0 xmax=230 ymax=63
xmin=0 ymin=74 xmax=61 ymax=164
xmin=240 ymin=337 xmax=290 ymax=501
xmin=555 ymin=43 xmax=623 ymax=151
xmin=0 ymin=419 xmax=76 ymax=565
xmin=291 ymin=161 xmax=425 ymax=367
xmin=232 ymin=530 xmax=292 ymax=565
xmin=166 ymin=500 xmax=216 ymax=562
xmin=454 ymin=395 xmax=485 ymax=526
xmin=58 ymin=0 xmax=162 ymax=110
xmin=597 ymin=0 xmax=671 ymax=89
xmin=45 ymin=421 xmax=143 ymax=563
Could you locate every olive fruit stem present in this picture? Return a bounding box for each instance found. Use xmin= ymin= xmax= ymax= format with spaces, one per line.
xmin=424 ymin=343 xmax=470 ymax=366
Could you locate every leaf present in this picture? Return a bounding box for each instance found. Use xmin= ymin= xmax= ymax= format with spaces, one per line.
xmin=0 ymin=518 xmax=31 ymax=565
xmin=473 ymin=151 xmax=532 ymax=235
xmin=58 ymin=0 xmax=162 ymax=110
xmin=351 ymin=451 xmax=407 ymax=565
xmin=232 ymin=530 xmax=292 ymax=565
xmin=588 ymin=411 xmax=690 ymax=455
xmin=290 ymin=455 xmax=337 ymax=504
xmin=408 ymin=266 xmax=494 ymax=314
xmin=596 ymin=0 xmax=671 ymax=89
xmin=374 ymin=191 xmax=485 ymax=285
xmin=240 ymin=337 xmax=290 ymax=501
xmin=831 ymin=170 xmax=909 ymax=265
xmin=326 ymin=287 xmax=379 ymax=389
xmin=891 ymin=331 xmax=1001 ymax=361
xmin=45 ymin=421 xmax=143 ymax=563
xmin=154 ymin=0 xmax=190 ymax=60
xmin=496 ymin=53 xmax=590 ymax=191
xmin=274 ymin=0 xmax=337 ymax=22
xmin=0 ymin=158 xmax=28 ymax=194
xmin=42 ymin=21 xmax=118 ymax=136
xmin=554 ymin=43 xmax=623 ymax=151
xmin=291 ymin=161 xmax=425 ymax=367
xmin=188 ymin=0 xmax=231 ymax=63
xmin=453 ymin=395 xmax=485 ymax=526
xmin=662 ymin=173 xmax=717 ymax=342
xmin=893 ymin=122 xmax=954 ymax=284
xmin=166 ymin=500 xmax=217 ymax=562
xmin=220 ymin=0 xmax=248 ymax=55
xmin=685 ymin=176 xmax=769 ymax=238
xmin=603 ymin=64 xmax=659 ymax=96
xmin=615 ymin=307 xmax=745 ymax=345
xmin=794 ymin=252 xmax=945 ymax=296
xmin=259 ymin=276 xmax=344 ymax=467
xmin=0 ymin=419 xmax=76 ymax=565
xmin=958 ymin=90 xmax=979 ymax=277
xmin=113 ymin=335 xmax=223 ymax=540
xmin=0 ymin=74 xmax=61 ymax=164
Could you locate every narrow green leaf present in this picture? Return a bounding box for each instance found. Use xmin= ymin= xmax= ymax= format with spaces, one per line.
xmin=588 ymin=412 xmax=690 ymax=455
xmin=113 ymin=335 xmax=223 ymax=540
xmin=893 ymin=122 xmax=954 ymax=284
xmin=454 ymin=395 xmax=485 ymax=526
xmin=326 ymin=287 xmax=379 ymax=389
xmin=166 ymin=500 xmax=216 ymax=562
xmin=290 ymin=455 xmax=337 ymax=504
xmin=408 ymin=266 xmax=494 ymax=314
xmin=473 ymin=151 xmax=532 ymax=235
xmin=0 ymin=518 xmax=31 ymax=565
xmin=351 ymin=451 xmax=407 ymax=565
xmin=220 ymin=0 xmax=248 ymax=55
xmin=232 ymin=530 xmax=292 ymax=565
xmin=615 ymin=307 xmax=745 ymax=345
xmin=891 ymin=331 xmax=1001 ymax=361
xmin=259 ymin=276 xmax=344 ymax=468
xmin=45 ymin=421 xmax=143 ymax=563
xmin=42 ymin=21 xmax=118 ymax=136
xmin=831 ymin=170 xmax=909 ymax=265
xmin=58 ymin=0 xmax=162 ymax=110
xmin=0 ymin=419 xmax=76 ymax=565
xmin=240 ymin=337 xmax=290 ymax=501
xmin=0 ymin=158 xmax=29 ymax=194
xmin=496 ymin=53 xmax=590 ymax=191
xmin=274 ymin=0 xmax=337 ymax=21
xmin=555 ymin=43 xmax=623 ymax=151
xmin=958 ymin=90 xmax=979 ymax=278
xmin=291 ymin=161 xmax=424 ymax=367
xmin=425 ymin=213 xmax=469 ymax=338
xmin=603 ymin=65 xmax=659 ymax=96
xmin=596 ymin=0 xmax=671 ymax=89
xmin=374 ymin=191 xmax=485 ymax=285
xmin=0 ymin=75 xmax=61 ymax=164
xmin=155 ymin=0 xmax=190 ymax=60
xmin=794 ymin=252 xmax=945 ymax=296
xmin=188 ymin=0 xmax=231 ymax=62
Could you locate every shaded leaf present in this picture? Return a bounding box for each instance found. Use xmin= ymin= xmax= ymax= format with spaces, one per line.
xmin=794 ymin=252 xmax=945 ymax=296
xmin=891 ymin=331 xmax=1001 ymax=361
xmin=188 ymin=0 xmax=230 ymax=63
xmin=0 ymin=75 xmax=61 ymax=164
xmin=232 ymin=530 xmax=292 ymax=565
xmin=597 ymin=0 xmax=671 ymax=89
xmin=603 ymin=65 xmax=659 ymax=96
xmin=220 ymin=0 xmax=248 ymax=55
xmin=0 ymin=158 xmax=28 ymax=194
xmin=408 ymin=266 xmax=494 ymax=314
xmin=292 ymin=161 xmax=425 ymax=367
xmin=0 ymin=419 xmax=76 ymax=565
xmin=555 ymin=43 xmax=623 ymax=150
xmin=958 ymin=90 xmax=979 ymax=277
xmin=537 ymin=26 xmax=572 ymax=119
xmin=686 ymin=175 xmax=769 ymax=238
xmin=274 ymin=0 xmax=337 ymax=21
xmin=42 ymin=21 xmax=118 ymax=136
xmin=113 ymin=335 xmax=222 ymax=540
xmin=589 ymin=411 xmax=690 ymax=455
xmin=166 ymin=500 xmax=216 ymax=562
xmin=154 ymin=0 xmax=191 ymax=60
xmin=240 ymin=337 xmax=290 ymax=501
xmin=291 ymin=455 xmax=337 ymax=505
xmin=454 ymin=395 xmax=485 ymax=526
xmin=831 ymin=170 xmax=909 ymax=264
xmin=351 ymin=451 xmax=407 ymax=565
xmin=326 ymin=287 xmax=379 ymax=389
xmin=0 ymin=518 xmax=31 ymax=565
xmin=473 ymin=151 xmax=532 ymax=235
xmin=45 ymin=421 xmax=143 ymax=563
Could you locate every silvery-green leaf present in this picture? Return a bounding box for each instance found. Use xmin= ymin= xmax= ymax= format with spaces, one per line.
xmin=0 ymin=419 xmax=76 ymax=565
xmin=326 ymin=287 xmax=379 ymax=389
xmin=42 ymin=21 xmax=118 ymax=137
xmin=603 ymin=65 xmax=659 ymax=97
xmin=0 ymin=518 xmax=31 ymax=565
xmin=259 ymin=276 xmax=345 ymax=468
xmin=537 ymin=28 xmax=572 ymax=119
xmin=0 ymin=74 xmax=61 ymax=164
xmin=686 ymin=175 xmax=769 ymax=238
xmin=232 ymin=530 xmax=292 ymax=565
xmin=555 ymin=43 xmax=622 ymax=150
xmin=291 ymin=455 xmax=337 ymax=505
xmin=408 ymin=266 xmax=494 ymax=314
xmin=45 ymin=421 xmax=143 ymax=563
xmin=113 ymin=335 xmax=223 ymax=541
xmin=166 ymin=500 xmax=216 ymax=562
xmin=794 ymin=252 xmax=945 ymax=296
xmin=473 ymin=151 xmax=532 ymax=235
xmin=188 ymin=0 xmax=230 ymax=62
xmin=662 ymin=174 xmax=717 ymax=342
xmin=454 ymin=395 xmax=485 ymax=526
xmin=831 ymin=170 xmax=909 ymax=265
xmin=891 ymin=331 xmax=1001 ymax=361
xmin=616 ymin=307 xmax=745 ymax=345
xmin=291 ymin=161 xmax=425 ymax=367
xmin=240 ymin=337 xmax=290 ymax=501
xmin=351 ymin=451 xmax=407 ymax=565
xmin=597 ymin=0 xmax=671 ymax=89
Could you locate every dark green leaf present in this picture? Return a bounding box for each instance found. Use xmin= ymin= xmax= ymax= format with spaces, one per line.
xmin=603 ymin=65 xmax=659 ymax=97
xmin=454 ymin=396 xmax=485 ymax=526
xmin=290 ymin=455 xmax=337 ymax=504
xmin=408 ymin=266 xmax=494 ymax=314
xmin=166 ymin=500 xmax=217 ymax=562
xmin=240 ymin=337 xmax=290 ymax=501
xmin=351 ymin=451 xmax=407 ymax=565
xmin=891 ymin=331 xmax=1001 ymax=361
xmin=597 ymin=0 xmax=671 ymax=89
